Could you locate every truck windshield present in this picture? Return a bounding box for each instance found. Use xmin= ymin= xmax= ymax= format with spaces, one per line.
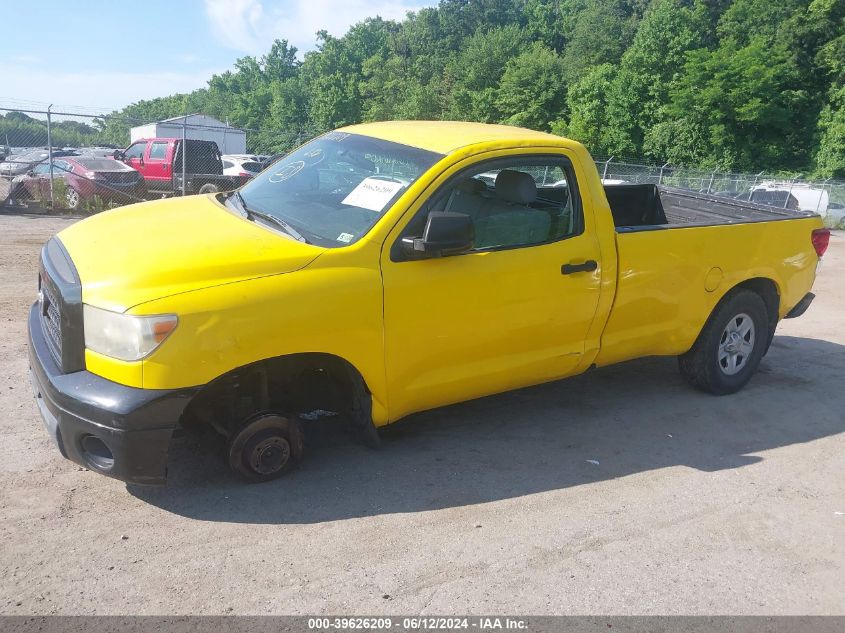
xmin=236 ymin=132 xmax=443 ymax=247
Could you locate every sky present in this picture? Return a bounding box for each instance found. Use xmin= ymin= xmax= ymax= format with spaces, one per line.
xmin=0 ymin=0 xmax=426 ymax=115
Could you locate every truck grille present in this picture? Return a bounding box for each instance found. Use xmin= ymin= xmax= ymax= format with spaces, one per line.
xmin=39 ymin=275 xmax=63 ymax=365
xmin=38 ymin=238 xmax=85 ymax=374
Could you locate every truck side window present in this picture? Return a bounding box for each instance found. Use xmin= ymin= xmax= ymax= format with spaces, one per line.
xmin=124 ymin=143 xmax=146 ymax=160
xmin=149 ymin=142 xmax=168 ymax=160
xmin=399 ymin=155 xmax=582 ymax=255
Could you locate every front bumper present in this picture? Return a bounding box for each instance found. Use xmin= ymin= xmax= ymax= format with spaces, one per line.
xmin=92 ymin=182 xmax=145 ymax=200
xmin=27 ymin=302 xmax=197 ymax=485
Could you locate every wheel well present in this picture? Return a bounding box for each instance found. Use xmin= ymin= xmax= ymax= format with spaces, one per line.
xmin=688 ymin=277 xmax=781 ymax=355
xmin=734 ymin=277 xmax=779 ymax=333
xmin=180 ymin=353 xmax=370 ymax=437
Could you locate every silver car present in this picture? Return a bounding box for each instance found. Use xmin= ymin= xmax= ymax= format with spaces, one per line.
xmin=1 ymin=149 xmax=78 ymax=178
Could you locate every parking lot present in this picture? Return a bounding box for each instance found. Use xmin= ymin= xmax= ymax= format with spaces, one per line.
xmin=0 ymin=211 xmax=843 ymax=615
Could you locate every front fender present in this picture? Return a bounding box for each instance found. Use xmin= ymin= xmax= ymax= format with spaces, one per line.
xmin=133 ymin=256 xmax=389 ymax=424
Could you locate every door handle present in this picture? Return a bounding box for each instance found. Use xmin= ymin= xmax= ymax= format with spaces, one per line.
xmin=561 ymin=260 xmax=598 ymax=275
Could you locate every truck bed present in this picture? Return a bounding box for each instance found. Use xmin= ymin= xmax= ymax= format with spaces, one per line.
xmin=605 ymin=184 xmax=817 ymax=232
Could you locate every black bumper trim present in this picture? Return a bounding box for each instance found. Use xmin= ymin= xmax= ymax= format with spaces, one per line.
xmin=27 ymin=302 xmax=198 ymax=485
xmin=785 ymin=292 xmax=815 ymax=319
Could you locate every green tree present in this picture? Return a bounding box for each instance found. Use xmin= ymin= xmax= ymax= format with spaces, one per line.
xmin=815 ymin=86 xmax=845 ymax=177
xmin=659 ymin=38 xmax=810 ymax=169
xmin=554 ymin=63 xmax=616 ymax=155
xmin=443 ymin=24 xmax=530 ymax=122
xmin=604 ymin=0 xmax=713 ymax=157
xmin=496 ymin=43 xmax=568 ymax=131
xmin=302 ymin=18 xmax=396 ymax=130
xmin=561 ymin=0 xmax=644 ymax=83
xmin=72 ymin=0 xmax=843 ymax=173
xmin=811 ymin=0 xmax=845 ymax=176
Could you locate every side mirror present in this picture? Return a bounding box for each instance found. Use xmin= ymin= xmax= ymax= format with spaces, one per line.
xmin=113 ymin=150 xmax=125 ymax=160
xmin=401 ymin=212 xmax=474 ymax=259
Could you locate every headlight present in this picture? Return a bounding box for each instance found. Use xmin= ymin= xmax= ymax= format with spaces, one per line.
xmin=83 ymin=305 xmax=178 ymax=361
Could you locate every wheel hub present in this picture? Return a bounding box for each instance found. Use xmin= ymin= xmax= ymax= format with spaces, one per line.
xmin=724 ymin=331 xmax=742 ymax=353
xmin=718 ymin=313 xmax=756 ymax=376
xmin=249 ymin=436 xmax=290 ymax=475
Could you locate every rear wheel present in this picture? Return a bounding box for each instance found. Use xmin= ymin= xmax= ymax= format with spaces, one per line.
xmin=198 ymin=183 xmax=220 ymax=194
xmin=227 ymin=412 xmax=304 ymax=483
xmin=678 ymin=289 xmax=769 ymax=395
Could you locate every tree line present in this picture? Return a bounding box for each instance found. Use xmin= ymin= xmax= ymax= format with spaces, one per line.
xmin=0 ymin=111 xmax=103 ymax=150
xmin=8 ymin=0 xmax=845 ymax=176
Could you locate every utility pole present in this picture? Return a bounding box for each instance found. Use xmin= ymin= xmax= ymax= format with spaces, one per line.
xmin=181 ymin=108 xmax=188 ymax=197
xmin=47 ymin=104 xmax=54 ymax=207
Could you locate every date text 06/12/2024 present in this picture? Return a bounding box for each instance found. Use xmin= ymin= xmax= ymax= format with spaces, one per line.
xmin=306 ymin=617 xmax=529 ymax=630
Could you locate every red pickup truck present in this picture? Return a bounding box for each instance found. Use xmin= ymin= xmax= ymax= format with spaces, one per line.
xmin=115 ymin=138 xmax=248 ymax=197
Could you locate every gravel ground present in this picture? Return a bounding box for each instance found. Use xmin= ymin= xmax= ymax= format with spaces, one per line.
xmin=0 ymin=212 xmax=843 ymax=615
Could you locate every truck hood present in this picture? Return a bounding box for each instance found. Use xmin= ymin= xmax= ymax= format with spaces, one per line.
xmin=57 ymin=195 xmax=323 ymax=312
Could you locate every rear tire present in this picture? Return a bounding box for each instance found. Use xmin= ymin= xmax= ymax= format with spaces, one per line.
xmin=678 ymin=289 xmax=769 ymax=395
xmin=227 ymin=413 xmax=304 ymax=483
xmin=198 ymin=183 xmax=220 ymax=194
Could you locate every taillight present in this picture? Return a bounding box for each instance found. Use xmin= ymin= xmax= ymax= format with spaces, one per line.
xmin=238 ymin=172 xmax=253 ymax=178
xmin=812 ymin=229 xmax=830 ymax=257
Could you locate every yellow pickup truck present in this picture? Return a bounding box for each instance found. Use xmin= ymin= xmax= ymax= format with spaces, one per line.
xmin=28 ymin=121 xmax=830 ymax=484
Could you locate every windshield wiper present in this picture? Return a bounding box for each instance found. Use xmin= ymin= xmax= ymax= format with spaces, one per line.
xmin=249 ymin=209 xmax=309 ymax=244
xmin=228 ymin=191 xmax=309 ymax=244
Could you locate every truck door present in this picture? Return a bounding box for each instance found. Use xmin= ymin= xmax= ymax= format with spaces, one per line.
xmin=380 ymin=151 xmax=603 ymax=420
xmin=122 ymin=141 xmax=147 ymax=175
xmin=144 ymin=140 xmax=172 ymax=185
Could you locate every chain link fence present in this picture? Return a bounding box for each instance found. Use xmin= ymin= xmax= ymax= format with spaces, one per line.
xmin=592 ymin=156 xmax=845 ymax=228
xmin=2 ymin=105 xmax=844 ymax=227
xmin=0 ymin=106 xmax=309 ymax=213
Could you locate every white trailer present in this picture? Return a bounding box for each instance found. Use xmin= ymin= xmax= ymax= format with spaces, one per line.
xmin=130 ymin=114 xmax=246 ymax=154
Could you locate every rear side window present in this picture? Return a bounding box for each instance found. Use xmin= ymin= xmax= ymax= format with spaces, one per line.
xmin=751 ymin=190 xmax=799 ymax=210
xmin=149 ymin=142 xmax=168 ymax=159
xmin=241 ymin=161 xmax=262 ymax=172
xmin=175 ymin=141 xmax=221 ymax=174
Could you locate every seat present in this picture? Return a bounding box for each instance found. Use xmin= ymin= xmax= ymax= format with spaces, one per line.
xmin=444 ymin=177 xmax=489 ymax=219
xmin=473 ymin=170 xmax=551 ymax=248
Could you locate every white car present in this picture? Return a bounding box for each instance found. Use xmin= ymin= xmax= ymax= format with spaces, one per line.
xmin=750 ymin=183 xmax=845 ymax=228
xmin=222 ymin=156 xmax=263 ymax=178
xmin=751 ymin=183 xmax=828 ymax=213
xmin=826 ymin=202 xmax=845 ymax=229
